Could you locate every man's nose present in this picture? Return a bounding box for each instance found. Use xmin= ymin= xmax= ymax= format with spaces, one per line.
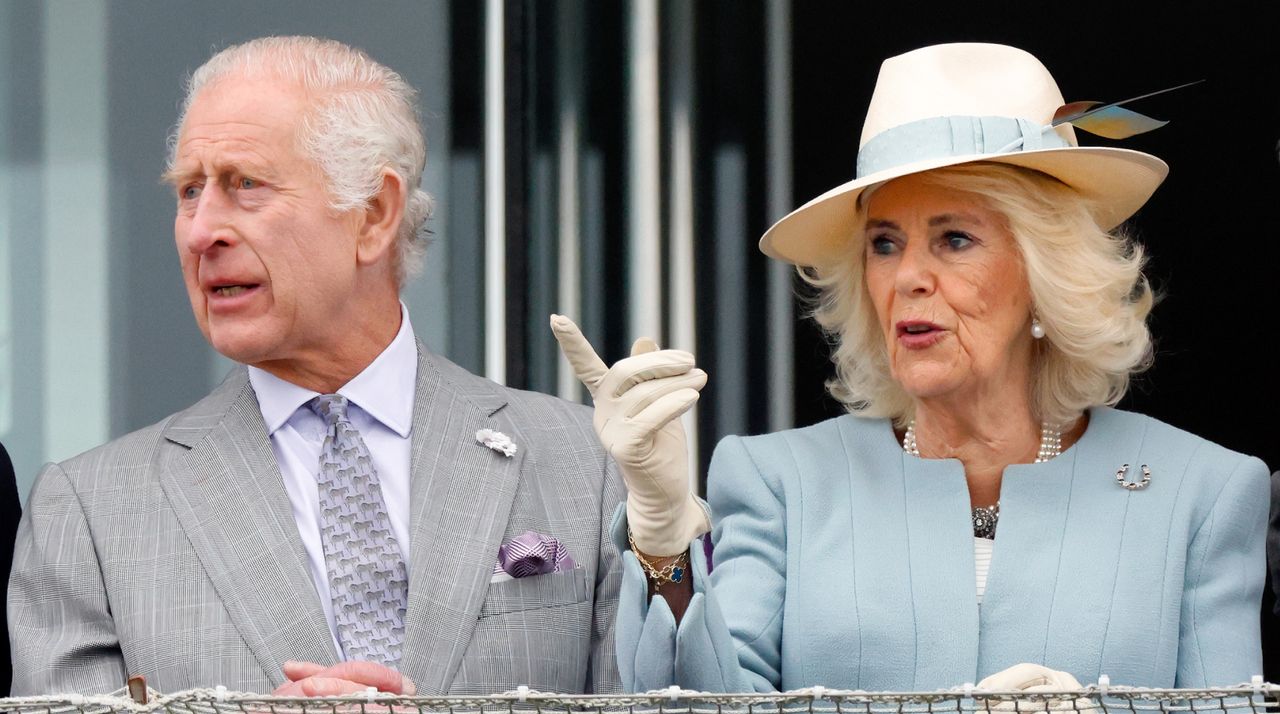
xmin=183 ymin=186 xmax=235 ymax=255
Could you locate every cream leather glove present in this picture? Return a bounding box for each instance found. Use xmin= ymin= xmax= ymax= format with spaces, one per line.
xmin=551 ymin=314 xmax=710 ymax=556
xmin=978 ymin=663 xmax=1096 ymax=714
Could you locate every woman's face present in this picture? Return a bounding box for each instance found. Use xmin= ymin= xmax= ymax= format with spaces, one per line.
xmin=863 ymin=173 xmax=1035 ymax=404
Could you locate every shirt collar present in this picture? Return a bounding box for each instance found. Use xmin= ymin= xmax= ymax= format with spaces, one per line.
xmin=247 ymin=303 xmax=418 ymax=437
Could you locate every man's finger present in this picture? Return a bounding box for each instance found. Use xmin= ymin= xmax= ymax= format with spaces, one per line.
xmin=550 ymin=314 xmax=608 ymax=392
xmin=282 ymin=660 xmax=327 ymax=682
xmin=273 ymin=677 xmax=372 ymax=698
xmin=304 ymin=660 xmax=413 ymax=694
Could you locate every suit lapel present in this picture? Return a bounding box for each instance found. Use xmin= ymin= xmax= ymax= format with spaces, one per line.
xmin=159 ymin=371 xmax=336 ymax=686
xmin=398 ymin=346 xmax=524 ymax=694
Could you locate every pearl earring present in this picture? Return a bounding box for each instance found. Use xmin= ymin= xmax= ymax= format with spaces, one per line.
xmin=1031 ymin=318 xmax=1046 ymax=340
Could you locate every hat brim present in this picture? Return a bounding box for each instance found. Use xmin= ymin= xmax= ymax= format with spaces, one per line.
xmin=759 ymin=146 xmax=1169 ymax=267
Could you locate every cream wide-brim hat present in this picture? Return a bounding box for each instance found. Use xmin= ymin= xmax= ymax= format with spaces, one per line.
xmin=759 ymin=43 xmax=1169 ymax=268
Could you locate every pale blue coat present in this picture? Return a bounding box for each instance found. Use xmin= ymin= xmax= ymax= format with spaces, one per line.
xmin=614 ymin=407 xmax=1268 ymax=692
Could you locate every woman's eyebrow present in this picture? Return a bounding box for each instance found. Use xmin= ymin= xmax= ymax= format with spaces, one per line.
xmin=866 ymin=218 xmax=899 ymax=231
xmin=928 ymin=212 xmax=984 ymax=227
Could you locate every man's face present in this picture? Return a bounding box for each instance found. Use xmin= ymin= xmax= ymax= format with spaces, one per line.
xmin=168 ymin=75 xmax=364 ymax=369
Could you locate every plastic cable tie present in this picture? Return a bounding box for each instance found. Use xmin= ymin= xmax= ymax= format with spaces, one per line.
xmin=1098 ymin=675 xmax=1110 ymax=697
xmin=667 ymin=685 xmax=682 ymax=702
xmin=1251 ymin=675 xmax=1263 ymax=695
xmin=813 ymin=686 xmax=826 ymax=701
xmin=517 ymin=685 xmax=530 ymax=702
xmin=963 ymin=682 xmax=975 ymax=698
xmin=215 ymin=685 xmax=227 ymax=702
xmin=365 ymin=687 xmax=378 ymax=702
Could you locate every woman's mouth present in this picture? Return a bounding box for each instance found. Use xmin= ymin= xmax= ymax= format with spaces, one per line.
xmin=896 ymin=321 xmax=945 ymax=349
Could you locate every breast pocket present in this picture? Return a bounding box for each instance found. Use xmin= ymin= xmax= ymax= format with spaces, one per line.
xmin=479 ymin=567 xmax=590 ymax=617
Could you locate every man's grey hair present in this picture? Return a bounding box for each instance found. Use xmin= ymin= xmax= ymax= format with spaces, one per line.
xmin=168 ymin=36 xmax=433 ymax=283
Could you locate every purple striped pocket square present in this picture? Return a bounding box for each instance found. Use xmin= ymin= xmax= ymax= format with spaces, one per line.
xmin=493 ymin=530 xmax=576 ymax=579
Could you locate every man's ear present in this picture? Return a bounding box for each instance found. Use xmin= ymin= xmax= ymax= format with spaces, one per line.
xmin=356 ymin=168 xmax=407 ymax=267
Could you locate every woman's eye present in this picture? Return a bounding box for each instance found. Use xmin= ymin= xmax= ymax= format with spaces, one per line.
xmin=943 ymin=231 xmax=974 ymax=250
xmin=869 ymin=236 xmax=897 ymax=255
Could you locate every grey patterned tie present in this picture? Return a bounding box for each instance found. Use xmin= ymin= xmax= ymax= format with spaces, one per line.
xmin=309 ymin=394 xmax=408 ymax=666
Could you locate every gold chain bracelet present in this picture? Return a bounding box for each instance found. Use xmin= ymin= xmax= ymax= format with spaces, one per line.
xmin=627 ymin=529 xmax=690 ymax=585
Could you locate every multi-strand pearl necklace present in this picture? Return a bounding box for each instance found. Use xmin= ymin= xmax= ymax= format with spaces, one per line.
xmin=902 ymin=420 xmax=1063 ymax=538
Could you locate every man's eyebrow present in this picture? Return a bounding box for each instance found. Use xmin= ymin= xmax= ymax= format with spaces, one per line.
xmin=160 ymin=166 xmax=192 ymax=187
xmin=160 ymin=158 xmax=279 ymax=188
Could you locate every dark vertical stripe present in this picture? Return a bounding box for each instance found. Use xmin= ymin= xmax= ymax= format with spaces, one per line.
xmin=501 ymin=0 xmax=530 ymax=388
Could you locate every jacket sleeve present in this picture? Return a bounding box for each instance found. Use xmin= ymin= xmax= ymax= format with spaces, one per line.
xmin=586 ymin=456 xmax=626 ymax=693
xmin=613 ymin=435 xmax=787 ymax=693
xmin=1175 ymin=453 xmax=1269 ymax=686
xmin=8 ymin=462 xmax=127 ymax=695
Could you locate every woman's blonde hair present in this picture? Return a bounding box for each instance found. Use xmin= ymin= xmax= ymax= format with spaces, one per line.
xmin=803 ymin=162 xmax=1154 ymax=426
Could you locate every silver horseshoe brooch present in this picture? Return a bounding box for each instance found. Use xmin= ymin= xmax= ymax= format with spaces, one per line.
xmin=1115 ymin=463 xmax=1152 ymax=491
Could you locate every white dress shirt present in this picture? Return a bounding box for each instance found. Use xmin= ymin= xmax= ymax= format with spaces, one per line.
xmin=974 ymin=536 xmax=994 ymax=604
xmin=247 ymin=305 xmax=418 ymax=659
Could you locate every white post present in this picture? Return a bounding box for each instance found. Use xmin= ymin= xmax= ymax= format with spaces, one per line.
xmin=627 ymin=0 xmax=662 ymax=342
xmin=666 ymin=0 xmax=700 ymax=483
xmin=484 ymin=0 xmax=507 ymax=384
xmin=556 ymin=1 xmax=583 ymax=401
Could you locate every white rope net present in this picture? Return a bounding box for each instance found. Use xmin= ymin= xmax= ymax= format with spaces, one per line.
xmin=1 ymin=683 xmax=1277 ymax=714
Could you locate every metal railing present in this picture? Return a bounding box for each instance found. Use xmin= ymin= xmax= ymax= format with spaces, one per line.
xmin=2 ymin=682 xmax=1277 ymax=714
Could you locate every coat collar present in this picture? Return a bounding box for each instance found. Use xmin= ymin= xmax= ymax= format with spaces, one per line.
xmin=160 ymin=371 xmax=336 ymax=686
xmin=396 ymin=344 xmax=526 ymax=693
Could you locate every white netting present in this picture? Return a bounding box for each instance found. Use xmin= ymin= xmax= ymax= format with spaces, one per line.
xmin=1 ymin=683 xmax=1277 ymax=714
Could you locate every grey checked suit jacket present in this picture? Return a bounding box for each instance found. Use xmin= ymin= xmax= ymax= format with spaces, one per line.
xmin=8 ymin=345 xmax=624 ymax=696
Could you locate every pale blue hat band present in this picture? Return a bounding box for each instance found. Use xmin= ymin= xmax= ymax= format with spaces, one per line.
xmin=856 ymin=115 xmax=1072 ymax=179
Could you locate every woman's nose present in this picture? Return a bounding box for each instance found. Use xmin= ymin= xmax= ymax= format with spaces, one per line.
xmin=893 ymin=240 xmax=936 ymax=296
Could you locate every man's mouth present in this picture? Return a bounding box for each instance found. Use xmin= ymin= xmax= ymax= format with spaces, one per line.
xmin=209 ymin=283 xmax=260 ymax=297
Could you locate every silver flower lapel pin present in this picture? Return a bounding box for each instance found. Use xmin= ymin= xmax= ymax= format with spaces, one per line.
xmin=476 ymin=428 xmax=518 ymax=457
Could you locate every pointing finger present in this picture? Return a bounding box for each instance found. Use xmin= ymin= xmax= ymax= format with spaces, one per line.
xmin=550 ymin=314 xmax=609 ymax=392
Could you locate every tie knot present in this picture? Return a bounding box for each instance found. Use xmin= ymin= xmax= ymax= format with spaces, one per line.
xmin=307 ymin=394 xmax=350 ymax=425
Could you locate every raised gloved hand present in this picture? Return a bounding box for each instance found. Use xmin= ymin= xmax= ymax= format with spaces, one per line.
xmin=977 ymin=663 xmax=1096 ymax=714
xmin=550 ymin=314 xmax=710 ymax=556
